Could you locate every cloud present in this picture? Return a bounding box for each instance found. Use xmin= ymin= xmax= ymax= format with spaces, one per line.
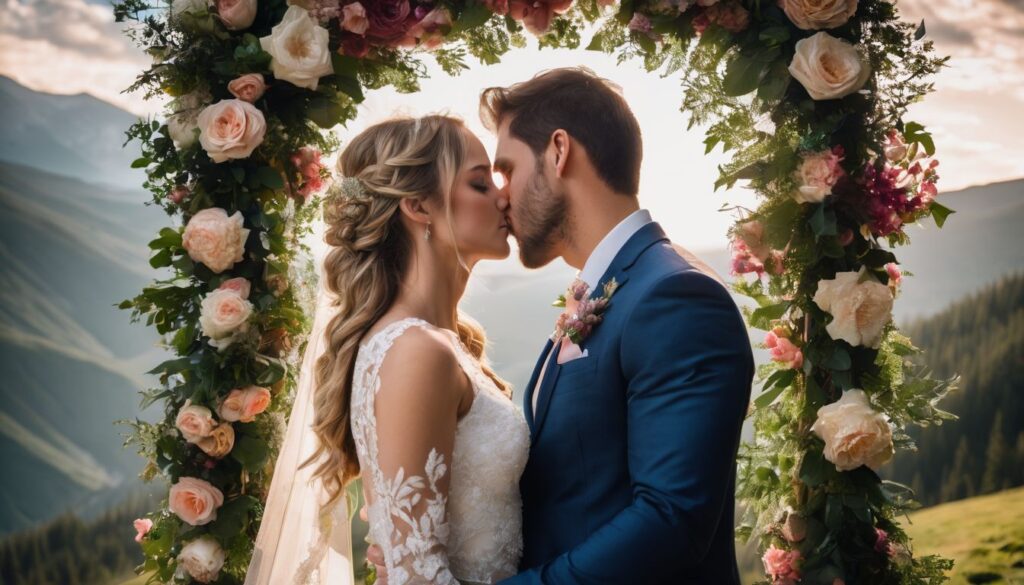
xmin=0 ymin=0 xmax=165 ymax=115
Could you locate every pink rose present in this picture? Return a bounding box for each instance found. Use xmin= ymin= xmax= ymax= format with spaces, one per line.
xmin=199 ymin=288 xmax=254 ymax=348
xmin=342 ymin=2 xmax=369 ymax=34
xmin=169 ymin=185 xmax=190 ymax=204
xmin=706 ymin=1 xmax=750 ymax=33
xmin=218 ymin=385 xmax=271 ymax=422
xmin=227 ymin=73 xmax=266 ymax=103
xmin=762 ymin=545 xmax=802 ymax=585
xmin=169 ymin=477 xmax=224 ymax=526
xmin=509 ymin=0 xmax=574 ymax=35
xmin=175 ymin=399 xmax=217 ymax=443
xmin=885 ymin=262 xmax=901 ymax=287
xmin=196 ymin=99 xmax=266 ymax=163
xmin=765 ymin=331 xmax=803 ymax=370
xmin=133 ymin=518 xmax=153 ymax=543
xmin=794 ymin=145 xmax=845 ymax=203
xmin=218 ymin=276 xmax=252 ymax=299
xmin=215 ymin=0 xmax=256 ymax=30
xmin=365 ymin=0 xmax=413 ymax=44
xmin=182 ymin=207 xmax=250 ymax=273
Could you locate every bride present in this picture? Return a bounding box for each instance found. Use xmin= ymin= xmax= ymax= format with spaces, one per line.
xmin=246 ymin=114 xmax=530 ymax=585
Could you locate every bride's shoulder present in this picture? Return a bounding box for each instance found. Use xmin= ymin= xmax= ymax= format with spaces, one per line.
xmin=373 ymin=318 xmax=467 ymax=402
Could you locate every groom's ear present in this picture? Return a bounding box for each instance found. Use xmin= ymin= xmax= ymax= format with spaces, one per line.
xmin=398 ymin=196 xmax=432 ymax=226
xmin=549 ymin=129 xmax=571 ymax=179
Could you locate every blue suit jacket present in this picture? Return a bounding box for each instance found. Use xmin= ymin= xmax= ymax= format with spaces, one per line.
xmin=499 ymin=222 xmax=755 ymax=585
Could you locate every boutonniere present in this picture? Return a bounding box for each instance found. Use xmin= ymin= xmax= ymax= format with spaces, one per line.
xmin=552 ymin=278 xmax=619 ymax=345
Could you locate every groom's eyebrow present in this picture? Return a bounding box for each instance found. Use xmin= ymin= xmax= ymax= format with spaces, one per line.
xmin=493 ymin=158 xmax=512 ymax=174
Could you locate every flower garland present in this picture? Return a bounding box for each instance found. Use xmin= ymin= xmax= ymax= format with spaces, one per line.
xmin=113 ymin=0 xmax=955 ymax=582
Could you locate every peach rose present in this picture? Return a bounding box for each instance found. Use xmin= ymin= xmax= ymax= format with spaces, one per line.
xmin=182 ymin=207 xmax=250 ymax=273
xmin=199 ymin=288 xmax=254 ymax=347
xmin=762 ymin=545 xmax=802 ymax=585
xmin=788 ymin=31 xmax=870 ymax=100
xmin=177 ymin=535 xmax=226 ymax=583
xmin=765 ymin=331 xmax=803 ymax=370
xmin=197 ymin=99 xmax=266 ymax=163
xmin=218 ymin=276 xmax=252 ymax=299
xmin=175 ymin=399 xmax=216 ymax=443
xmin=813 ymin=268 xmax=893 ymax=348
xmin=259 ymin=5 xmax=334 ymax=90
xmin=218 ymin=385 xmax=272 ymax=422
xmin=342 ymin=2 xmax=369 ymax=34
xmin=215 ymin=0 xmax=256 ymax=30
xmin=227 ymin=73 xmax=266 ymax=103
xmin=197 ymin=422 xmax=236 ymax=458
xmin=168 ymin=477 xmax=224 ymax=526
xmin=810 ymin=389 xmax=895 ymax=472
xmin=794 ymin=146 xmax=845 ymax=203
xmin=133 ymin=518 xmax=153 ymax=543
xmin=781 ymin=0 xmax=857 ymax=30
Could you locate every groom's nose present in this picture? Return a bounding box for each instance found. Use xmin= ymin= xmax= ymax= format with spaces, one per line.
xmin=496 ymin=187 xmax=510 ymax=212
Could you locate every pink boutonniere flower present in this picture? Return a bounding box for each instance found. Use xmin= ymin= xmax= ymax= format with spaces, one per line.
xmin=552 ymin=277 xmax=619 ymax=345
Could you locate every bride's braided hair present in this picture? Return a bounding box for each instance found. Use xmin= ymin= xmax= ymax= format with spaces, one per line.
xmin=303 ymin=115 xmax=510 ymax=510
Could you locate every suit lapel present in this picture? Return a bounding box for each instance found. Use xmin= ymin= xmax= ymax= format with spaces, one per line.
xmin=530 ymin=221 xmax=670 ymax=441
xmin=523 ymin=337 xmax=554 ymax=435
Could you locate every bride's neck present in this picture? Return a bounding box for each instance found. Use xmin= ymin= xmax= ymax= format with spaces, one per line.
xmin=391 ymin=244 xmax=470 ymax=332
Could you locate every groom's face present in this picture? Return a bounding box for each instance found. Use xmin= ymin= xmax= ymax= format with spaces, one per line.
xmin=493 ymin=118 xmax=567 ymax=269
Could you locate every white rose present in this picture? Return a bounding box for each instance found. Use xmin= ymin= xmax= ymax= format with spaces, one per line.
xmin=182 ymin=207 xmax=250 ymax=273
xmin=199 ymin=288 xmax=254 ymax=342
xmin=167 ymin=112 xmax=200 ymax=150
xmin=259 ymin=5 xmax=333 ymax=90
xmin=812 ymin=268 xmax=893 ymax=348
xmin=810 ymin=389 xmax=894 ymax=472
xmin=788 ymin=31 xmax=871 ymax=100
xmin=781 ymin=0 xmax=857 ymax=30
xmin=177 ymin=535 xmax=226 ymax=583
xmin=196 ymin=99 xmax=266 ymax=163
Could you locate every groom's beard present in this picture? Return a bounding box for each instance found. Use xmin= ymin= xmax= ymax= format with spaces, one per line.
xmin=515 ymin=169 xmax=567 ymax=269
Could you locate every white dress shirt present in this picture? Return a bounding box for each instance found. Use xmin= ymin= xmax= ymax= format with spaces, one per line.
xmin=532 ymin=209 xmax=654 ymax=414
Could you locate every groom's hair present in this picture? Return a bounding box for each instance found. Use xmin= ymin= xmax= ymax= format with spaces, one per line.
xmin=479 ymin=66 xmax=642 ymax=197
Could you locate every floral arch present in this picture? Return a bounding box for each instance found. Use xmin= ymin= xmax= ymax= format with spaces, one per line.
xmin=114 ymin=0 xmax=957 ymax=582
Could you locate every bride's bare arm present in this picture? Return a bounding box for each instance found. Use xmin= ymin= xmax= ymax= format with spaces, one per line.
xmin=367 ymin=325 xmax=468 ymax=585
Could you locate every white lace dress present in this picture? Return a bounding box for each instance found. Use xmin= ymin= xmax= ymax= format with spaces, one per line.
xmin=351 ymin=317 xmax=530 ymax=585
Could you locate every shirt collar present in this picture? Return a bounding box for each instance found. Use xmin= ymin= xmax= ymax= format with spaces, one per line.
xmin=577 ymin=208 xmax=654 ymax=288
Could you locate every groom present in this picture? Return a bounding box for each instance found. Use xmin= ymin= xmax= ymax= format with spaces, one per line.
xmin=372 ymin=67 xmax=754 ymax=584
xmin=483 ymin=67 xmax=753 ymax=585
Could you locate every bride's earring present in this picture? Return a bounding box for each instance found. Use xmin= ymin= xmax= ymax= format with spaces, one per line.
xmin=424 ymin=222 xmax=432 ymax=241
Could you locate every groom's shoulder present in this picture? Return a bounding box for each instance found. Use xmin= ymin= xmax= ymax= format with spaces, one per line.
xmin=632 ymin=240 xmax=731 ymax=298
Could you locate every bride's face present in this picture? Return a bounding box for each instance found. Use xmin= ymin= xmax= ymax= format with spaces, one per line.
xmin=439 ymin=127 xmax=511 ymax=264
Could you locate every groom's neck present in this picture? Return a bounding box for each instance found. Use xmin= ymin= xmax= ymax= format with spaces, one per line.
xmin=561 ymin=189 xmax=640 ymax=271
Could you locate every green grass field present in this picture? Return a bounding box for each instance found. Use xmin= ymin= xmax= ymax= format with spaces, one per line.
xmin=120 ymin=487 xmax=1024 ymax=585
xmin=902 ymin=486 xmax=1024 ymax=585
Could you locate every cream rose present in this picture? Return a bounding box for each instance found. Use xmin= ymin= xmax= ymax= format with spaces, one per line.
xmin=227 ymin=73 xmax=266 ymax=103
xmin=177 ymin=535 xmax=226 ymax=583
xmin=218 ymin=385 xmax=272 ymax=422
xmin=215 ymin=0 xmax=256 ymax=30
xmin=168 ymin=477 xmax=224 ymax=526
xmin=197 ymin=422 xmax=235 ymax=458
xmin=199 ymin=288 xmax=254 ymax=344
xmin=793 ymin=147 xmax=844 ymax=203
xmin=788 ymin=31 xmax=870 ymax=100
xmin=196 ymin=98 xmax=266 ymax=163
xmin=259 ymin=5 xmax=334 ymax=90
xmin=781 ymin=0 xmax=857 ymax=30
xmin=813 ymin=268 xmax=893 ymax=348
xmin=810 ymin=389 xmax=895 ymax=472
xmin=175 ymin=399 xmax=216 ymax=443
xmin=182 ymin=207 xmax=250 ymax=273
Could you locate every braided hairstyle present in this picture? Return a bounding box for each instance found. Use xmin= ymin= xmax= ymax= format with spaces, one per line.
xmin=302 ymin=115 xmax=511 ymax=512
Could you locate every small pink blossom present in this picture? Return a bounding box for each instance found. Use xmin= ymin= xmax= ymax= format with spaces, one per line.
xmin=628 ymin=12 xmax=653 ymax=33
xmin=765 ymin=330 xmax=803 ymax=370
xmin=763 ymin=545 xmax=802 ymax=585
xmin=289 ymin=146 xmax=326 ymax=199
xmin=133 ymin=518 xmax=153 ymax=542
xmin=169 ymin=185 xmax=190 ymax=204
xmin=874 ymin=527 xmax=890 ymax=554
xmin=884 ymin=263 xmax=901 ymax=287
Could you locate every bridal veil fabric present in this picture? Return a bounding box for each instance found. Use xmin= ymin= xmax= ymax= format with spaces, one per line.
xmin=244 ymin=260 xmax=354 ymax=585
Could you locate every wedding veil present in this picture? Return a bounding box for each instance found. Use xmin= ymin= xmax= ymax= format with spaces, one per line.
xmin=244 ymin=247 xmax=354 ymax=585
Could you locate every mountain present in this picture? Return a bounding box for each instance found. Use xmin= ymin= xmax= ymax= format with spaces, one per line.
xmin=0 ymin=75 xmax=149 ymax=190
xmin=0 ymin=159 xmax=170 ymax=536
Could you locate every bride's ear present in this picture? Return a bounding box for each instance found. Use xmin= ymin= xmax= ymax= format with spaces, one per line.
xmin=398 ymin=196 xmax=432 ymax=228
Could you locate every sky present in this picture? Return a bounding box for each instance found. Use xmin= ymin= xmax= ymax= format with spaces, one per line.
xmin=1 ymin=0 xmax=1022 ymax=254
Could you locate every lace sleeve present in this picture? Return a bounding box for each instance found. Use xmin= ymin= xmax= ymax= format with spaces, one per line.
xmin=361 ymin=322 xmax=464 ymax=585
